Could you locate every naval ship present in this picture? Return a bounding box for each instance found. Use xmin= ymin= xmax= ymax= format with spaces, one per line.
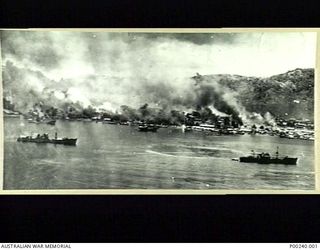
xmin=17 ymin=132 xmax=77 ymax=146
xmin=238 ymin=147 xmax=298 ymax=165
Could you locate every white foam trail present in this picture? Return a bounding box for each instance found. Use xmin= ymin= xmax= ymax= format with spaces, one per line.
xmin=178 ymin=145 xmax=244 ymax=154
xmin=146 ymin=149 xmax=226 ymax=160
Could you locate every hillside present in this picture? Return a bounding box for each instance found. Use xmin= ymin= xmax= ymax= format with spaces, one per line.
xmin=199 ymin=68 xmax=314 ymax=120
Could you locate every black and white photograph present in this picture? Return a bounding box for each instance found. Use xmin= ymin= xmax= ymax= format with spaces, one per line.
xmin=1 ymin=30 xmax=316 ymax=191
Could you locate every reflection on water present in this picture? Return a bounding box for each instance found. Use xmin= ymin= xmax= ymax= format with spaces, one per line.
xmin=4 ymin=118 xmax=315 ymax=190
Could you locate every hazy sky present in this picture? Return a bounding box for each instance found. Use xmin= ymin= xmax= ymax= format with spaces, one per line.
xmin=1 ymin=31 xmax=317 ymax=80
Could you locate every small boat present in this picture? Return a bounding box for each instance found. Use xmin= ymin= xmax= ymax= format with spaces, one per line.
xmin=138 ymin=124 xmax=159 ymax=132
xmin=46 ymin=120 xmax=56 ymax=125
xmin=27 ymin=117 xmax=56 ymax=125
xmin=102 ymin=118 xmax=117 ymax=125
xmin=181 ymin=124 xmax=192 ymax=133
xmin=238 ymin=147 xmax=297 ymax=165
xmin=119 ymin=121 xmax=130 ymax=126
xmin=17 ymin=132 xmax=77 ymax=146
xmin=82 ymin=118 xmax=92 ymax=122
xmin=27 ymin=118 xmax=39 ymax=124
xmin=3 ymin=109 xmax=20 ymax=117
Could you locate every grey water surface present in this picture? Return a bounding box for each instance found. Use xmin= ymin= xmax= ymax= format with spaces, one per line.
xmin=4 ymin=118 xmax=314 ymax=190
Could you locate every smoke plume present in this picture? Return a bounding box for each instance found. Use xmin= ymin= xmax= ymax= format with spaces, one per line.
xmin=1 ymin=31 xmax=315 ymax=124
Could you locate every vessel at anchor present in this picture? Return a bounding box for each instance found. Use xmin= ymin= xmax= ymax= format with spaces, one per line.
xmin=17 ymin=132 xmax=77 ymax=146
xmin=238 ymin=147 xmax=298 ymax=165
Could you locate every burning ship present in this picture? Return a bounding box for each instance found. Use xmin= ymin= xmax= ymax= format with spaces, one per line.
xmin=17 ymin=132 xmax=77 ymax=146
xmin=238 ymin=147 xmax=298 ymax=165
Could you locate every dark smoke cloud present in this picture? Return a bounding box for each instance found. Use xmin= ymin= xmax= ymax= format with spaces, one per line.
xmin=1 ymin=30 xmax=315 ymax=125
xmin=130 ymin=33 xmax=239 ymax=45
xmin=194 ymin=85 xmax=236 ymax=114
xmin=1 ymin=31 xmax=63 ymax=70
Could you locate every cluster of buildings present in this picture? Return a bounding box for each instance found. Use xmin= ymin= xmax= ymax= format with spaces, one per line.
xmin=3 ymin=97 xmax=314 ymax=141
xmin=273 ymin=117 xmax=314 ymax=140
xmin=275 ymin=117 xmax=314 ymax=130
xmin=184 ymin=122 xmax=314 ymax=141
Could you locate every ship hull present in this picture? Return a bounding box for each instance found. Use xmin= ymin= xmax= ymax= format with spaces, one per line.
xmin=17 ymin=137 xmax=77 ymax=146
xmin=27 ymin=119 xmax=56 ymax=125
xmin=46 ymin=120 xmax=56 ymax=125
xmin=239 ymin=156 xmax=297 ymax=165
xmin=138 ymin=126 xmax=159 ymax=132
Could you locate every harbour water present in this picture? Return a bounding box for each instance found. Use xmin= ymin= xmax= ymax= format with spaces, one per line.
xmin=3 ymin=117 xmax=315 ymax=190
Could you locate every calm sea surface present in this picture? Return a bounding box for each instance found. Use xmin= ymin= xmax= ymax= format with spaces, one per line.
xmin=4 ymin=117 xmax=315 ymax=190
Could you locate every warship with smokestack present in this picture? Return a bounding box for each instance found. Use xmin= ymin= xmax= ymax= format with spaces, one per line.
xmin=236 ymin=147 xmax=298 ymax=165
xmin=17 ymin=132 xmax=77 ymax=146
